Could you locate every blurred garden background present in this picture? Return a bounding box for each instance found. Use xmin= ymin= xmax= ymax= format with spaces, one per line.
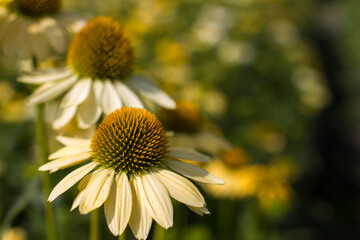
xmin=1 ymin=0 xmax=360 ymax=239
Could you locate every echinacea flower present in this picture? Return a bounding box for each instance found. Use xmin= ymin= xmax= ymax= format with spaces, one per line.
xmin=39 ymin=107 xmax=224 ymax=239
xmin=0 ymin=0 xmax=84 ymax=60
xmin=19 ymin=16 xmax=176 ymax=130
xmin=159 ymin=100 xmax=231 ymax=155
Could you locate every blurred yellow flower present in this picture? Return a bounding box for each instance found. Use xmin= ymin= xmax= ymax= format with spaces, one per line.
xmin=2 ymin=227 xmax=27 ymax=240
xmin=205 ymin=153 xmax=298 ymax=210
xmin=155 ymin=39 xmax=188 ymax=65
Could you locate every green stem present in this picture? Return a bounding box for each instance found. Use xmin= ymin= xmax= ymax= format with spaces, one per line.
xmin=118 ymin=228 xmax=128 ymax=240
xmin=90 ymin=209 xmax=99 ymax=240
xmin=152 ymin=224 xmax=165 ymax=240
xmin=36 ymin=104 xmax=57 ymax=240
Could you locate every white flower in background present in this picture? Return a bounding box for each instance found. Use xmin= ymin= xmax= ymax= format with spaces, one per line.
xmin=39 ymin=107 xmax=224 ymax=239
xmin=19 ymin=16 xmax=176 ymax=130
xmin=159 ymin=100 xmax=232 ymax=156
xmin=0 ymin=0 xmax=85 ymax=60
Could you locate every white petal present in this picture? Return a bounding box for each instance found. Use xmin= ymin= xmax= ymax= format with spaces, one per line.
xmin=60 ymin=78 xmax=92 ymax=108
xmin=101 ymin=80 xmax=122 ymax=115
xmin=18 ymin=68 xmax=73 ymax=84
xmin=194 ymin=130 xmax=233 ymax=155
xmin=130 ymin=75 xmax=176 ymax=109
xmin=151 ymin=168 xmax=205 ymax=208
xmin=55 ymin=11 xmax=85 ymax=34
xmin=104 ymin=172 xmax=132 ymax=236
xmin=39 ymin=152 xmax=91 ymax=172
xmin=166 ymin=159 xmax=225 ymax=185
xmin=79 ymin=168 xmax=115 ymax=214
xmin=1 ymin=17 xmax=21 ymax=57
xmin=168 ymin=147 xmax=210 ymax=162
xmin=56 ymin=136 xmax=91 ymax=147
xmin=28 ymin=20 xmax=49 ymax=61
xmin=140 ymin=173 xmax=173 ymax=229
xmin=49 ymin=145 xmax=89 ymax=159
xmin=129 ymin=177 xmax=152 ymax=240
xmin=77 ymin=81 xmax=102 ymax=129
xmin=114 ymin=81 xmax=144 ymax=108
xmin=0 ymin=14 xmax=17 ymax=41
xmin=26 ymin=75 xmax=77 ymax=105
xmin=71 ymin=191 xmax=85 ymax=211
xmin=187 ymin=205 xmax=210 ymax=216
xmin=41 ymin=17 xmax=66 ymax=53
xmin=48 ymin=161 xmax=98 ymax=202
xmin=52 ymin=105 xmax=77 ymax=130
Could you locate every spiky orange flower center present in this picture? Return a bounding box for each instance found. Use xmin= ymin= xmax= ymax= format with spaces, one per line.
xmin=67 ymin=17 xmax=134 ymax=80
xmin=91 ymin=107 xmax=168 ymax=174
xmin=7 ymin=0 xmax=61 ymax=18
xmin=160 ymin=100 xmax=203 ymax=133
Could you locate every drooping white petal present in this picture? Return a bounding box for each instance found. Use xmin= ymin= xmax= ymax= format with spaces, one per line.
xmin=18 ymin=68 xmax=73 ymax=84
xmin=15 ymin=19 xmax=32 ymax=59
xmin=140 ymin=173 xmax=173 ymax=229
xmin=151 ymin=168 xmax=205 ymax=208
xmin=28 ymin=20 xmax=49 ymax=61
xmin=168 ymin=147 xmax=210 ymax=163
xmin=26 ymin=75 xmax=77 ymax=105
xmin=48 ymin=161 xmax=98 ymax=202
xmin=39 ymin=152 xmax=91 ymax=172
xmin=130 ymin=75 xmax=176 ymax=109
xmin=49 ymin=145 xmax=89 ymax=159
xmin=2 ymin=17 xmax=22 ymax=57
xmin=194 ymin=130 xmax=233 ymax=155
xmin=41 ymin=17 xmax=66 ymax=53
xmin=0 ymin=14 xmax=17 ymax=41
xmin=71 ymin=169 xmax=98 ymax=211
xmin=56 ymin=136 xmax=91 ymax=147
xmin=60 ymin=78 xmax=92 ymax=108
xmin=166 ymin=159 xmax=225 ymax=185
xmin=104 ymin=172 xmax=132 ymax=236
xmin=55 ymin=11 xmax=85 ymax=34
xmin=129 ymin=177 xmax=152 ymax=240
xmin=52 ymin=105 xmax=77 ymax=130
xmin=114 ymin=81 xmax=144 ymax=108
xmin=101 ymin=80 xmax=122 ymax=115
xmin=187 ymin=205 xmax=210 ymax=216
xmin=71 ymin=190 xmax=85 ymax=211
xmin=79 ymin=168 xmax=115 ymax=214
xmin=77 ymin=81 xmax=102 ymax=129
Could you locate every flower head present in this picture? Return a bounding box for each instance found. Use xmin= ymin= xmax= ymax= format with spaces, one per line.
xmin=0 ymin=0 xmax=84 ymax=60
xmin=19 ymin=17 xmax=176 ymax=130
xmin=40 ymin=107 xmax=223 ymax=239
xmin=67 ymin=16 xmax=134 ymax=80
xmin=6 ymin=0 xmax=61 ymax=18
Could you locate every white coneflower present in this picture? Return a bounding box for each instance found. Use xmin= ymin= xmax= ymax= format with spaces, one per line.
xmin=0 ymin=0 xmax=84 ymax=60
xmin=19 ymin=17 xmax=176 ymax=130
xmin=39 ymin=107 xmax=223 ymax=239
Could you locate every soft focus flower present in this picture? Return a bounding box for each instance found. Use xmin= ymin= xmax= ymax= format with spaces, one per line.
xmin=0 ymin=0 xmax=84 ymax=60
xmin=205 ymin=153 xmax=297 ymax=211
xmin=19 ymin=17 xmax=176 ymax=130
xmin=2 ymin=227 xmax=27 ymax=240
xmin=39 ymin=107 xmax=224 ymax=239
xmin=159 ymin=100 xmax=231 ymax=155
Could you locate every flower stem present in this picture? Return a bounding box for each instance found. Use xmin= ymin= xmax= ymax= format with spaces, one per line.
xmin=152 ymin=224 xmax=165 ymax=240
xmin=90 ymin=209 xmax=99 ymax=240
xmin=118 ymin=228 xmax=128 ymax=240
xmin=36 ymin=104 xmax=57 ymax=240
